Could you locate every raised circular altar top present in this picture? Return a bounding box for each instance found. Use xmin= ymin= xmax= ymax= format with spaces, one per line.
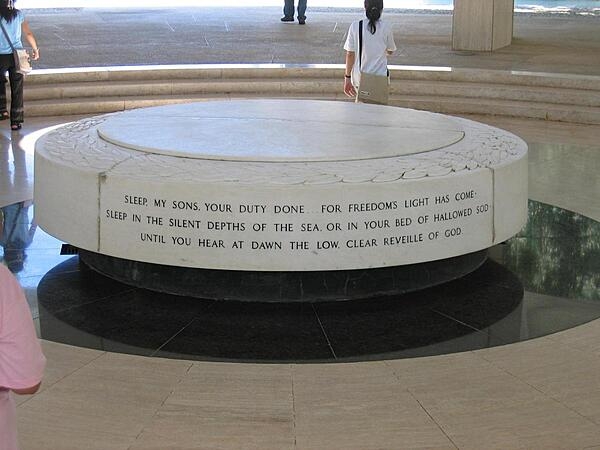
xmin=96 ymin=100 xmax=465 ymax=162
xmin=35 ymin=100 xmax=528 ymax=273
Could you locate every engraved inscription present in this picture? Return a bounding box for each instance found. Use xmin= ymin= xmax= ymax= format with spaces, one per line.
xmin=100 ymin=180 xmax=494 ymax=267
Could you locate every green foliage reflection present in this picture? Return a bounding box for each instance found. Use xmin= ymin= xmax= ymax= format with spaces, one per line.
xmin=501 ymin=201 xmax=600 ymax=300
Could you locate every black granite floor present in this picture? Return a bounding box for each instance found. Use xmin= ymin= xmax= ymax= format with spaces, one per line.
xmin=2 ymin=200 xmax=599 ymax=363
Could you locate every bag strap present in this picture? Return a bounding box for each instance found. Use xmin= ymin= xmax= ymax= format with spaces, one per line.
xmin=358 ymin=20 xmax=363 ymax=70
xmin=0 ymin=21 xmax=17 ymax=53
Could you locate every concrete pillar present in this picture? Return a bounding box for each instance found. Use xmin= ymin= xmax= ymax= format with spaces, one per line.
xmin=452 ymin=0 xmax=514 ymax=51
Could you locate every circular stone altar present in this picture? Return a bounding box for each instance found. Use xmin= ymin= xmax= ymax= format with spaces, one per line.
xmin=34 ymin=100 xmax=528 ymax=300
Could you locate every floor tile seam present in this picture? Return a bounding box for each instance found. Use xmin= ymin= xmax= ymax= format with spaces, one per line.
xmin=142 ymin=300 xmax=215 ymax=357
xmin=290 ymin=365 xmax=298 ymax=449
xmin=474 ymin=351 xmax=600 ymax=429
xmin=473 ymin=335 xmax=597 ymax=365
xmin=128 ymin=361 xmax=195 ymax=448
xmin=310 ymin=303 xmax=337 ymax=360
xmin=545 ymin=329 xmax=600 ymax=357
xmin=13 ymin=393 xmax=37 ymax=409
xmin=149 ymin=316 xmax=200 ymax=357
xmin=428 ymin=306 xmax=513 ymax=346
xmin=384 ymin=360 xmax=460 ymax=450
xmin=19 ymin=349 xmax=107 ymax=405
xmin=47 ymin=286 xmax=138 ymax=315
xmin=387 ymin=383 xmax=600 ymax=448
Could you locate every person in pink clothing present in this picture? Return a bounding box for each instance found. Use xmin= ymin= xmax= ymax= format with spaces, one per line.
xmin=0 ymin=264 xmax=45 ymax=450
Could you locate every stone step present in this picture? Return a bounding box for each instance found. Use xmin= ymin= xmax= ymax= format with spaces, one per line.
xmin=391 ymin=95 xmax=600 ymax=124
xmin=23 ymin=79 xmax=341 ymax=100
xmin=21 ymin=65 xmax=600 ymax=124
xmin=27 ymin=65 xmax=600 ymax=91
xmin=24 ymin=78 xmax=600 ymax=108
xmin=392 ymin=81 xmax=600 ymax=108
xmin=25 ymin=93 xmax=339 ymax=117
xmin=389 ymin=67 xmax=600 ymax=91
xmin=25 ymin=91 xmax=600 ymax=125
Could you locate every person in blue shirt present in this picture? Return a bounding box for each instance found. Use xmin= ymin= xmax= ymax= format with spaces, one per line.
xmin=0 ymin=0 xmax=39 ymax=131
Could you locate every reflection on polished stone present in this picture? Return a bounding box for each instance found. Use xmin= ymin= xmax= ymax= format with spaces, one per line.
xmin=499 ymin=201 xmax=600 ymax=300
xmin=0 ymin=131 xmax=33 ymax=208
xmin=2 ymin=199 xmax=598 ymax=362
xmin=37 ymin=257 xmax=523 ymax=362
xmin=0 ymin=201 xmax=36 ymax=273
xmin=27 ymin=200 xmax=600 ymax=363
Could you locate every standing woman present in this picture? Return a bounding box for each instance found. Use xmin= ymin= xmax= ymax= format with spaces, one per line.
xmin=0 ymin=0 xmax=39 ymax=131
xmin=343 ymin=0 xmax=396 ymax=101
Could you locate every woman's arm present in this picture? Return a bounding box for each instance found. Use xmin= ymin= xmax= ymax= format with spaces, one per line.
xmin=386 ymin=26 xmax=397 ymax=57
xmin=344 ymin=51 xmax=356 ymax=97
xmin=21 ymin=21 xmax=39 ymax=60
xmin=11 ymin=382 xmax=41 ymax=395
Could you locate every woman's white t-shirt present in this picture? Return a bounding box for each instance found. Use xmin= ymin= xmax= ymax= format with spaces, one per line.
xmin=344 ymin=19 xmax=396 ymax=87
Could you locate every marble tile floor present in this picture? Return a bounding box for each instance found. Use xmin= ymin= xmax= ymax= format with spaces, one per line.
xmin=1 ymin=113 xmax=599 ymax=449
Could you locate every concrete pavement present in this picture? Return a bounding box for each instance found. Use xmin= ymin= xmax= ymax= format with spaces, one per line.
xmin=24 ymin=7 xmax=600 ymax=75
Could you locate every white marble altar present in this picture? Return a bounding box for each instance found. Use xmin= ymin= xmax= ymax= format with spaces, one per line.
xmin=34 ymin=100 xmax=528 ymax=272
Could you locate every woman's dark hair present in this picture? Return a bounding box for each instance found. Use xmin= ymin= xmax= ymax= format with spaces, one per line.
xmin=364 ymin=0 xmax=383 ymax=34
xmin=0 ymin=0 xmax=18 ymax=23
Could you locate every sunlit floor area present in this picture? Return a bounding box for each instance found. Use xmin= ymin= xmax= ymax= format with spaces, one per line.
xmin=23 ymin=6 xmax=600 ymax=75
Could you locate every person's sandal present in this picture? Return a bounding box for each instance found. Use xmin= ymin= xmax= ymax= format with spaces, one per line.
xmin=0 ymin=111 xmax=8 ymax=121
xmin=10 ymin=122 xmax=21 ymax=130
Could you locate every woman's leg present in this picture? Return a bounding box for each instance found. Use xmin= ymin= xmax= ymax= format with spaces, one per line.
xmin=7 ymin=67 xmax=24 ymax=126
xmin=0 ymin=76 xmax=7 ymax=119
xmin=0 ymin=54 xmax=11 ymax=116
